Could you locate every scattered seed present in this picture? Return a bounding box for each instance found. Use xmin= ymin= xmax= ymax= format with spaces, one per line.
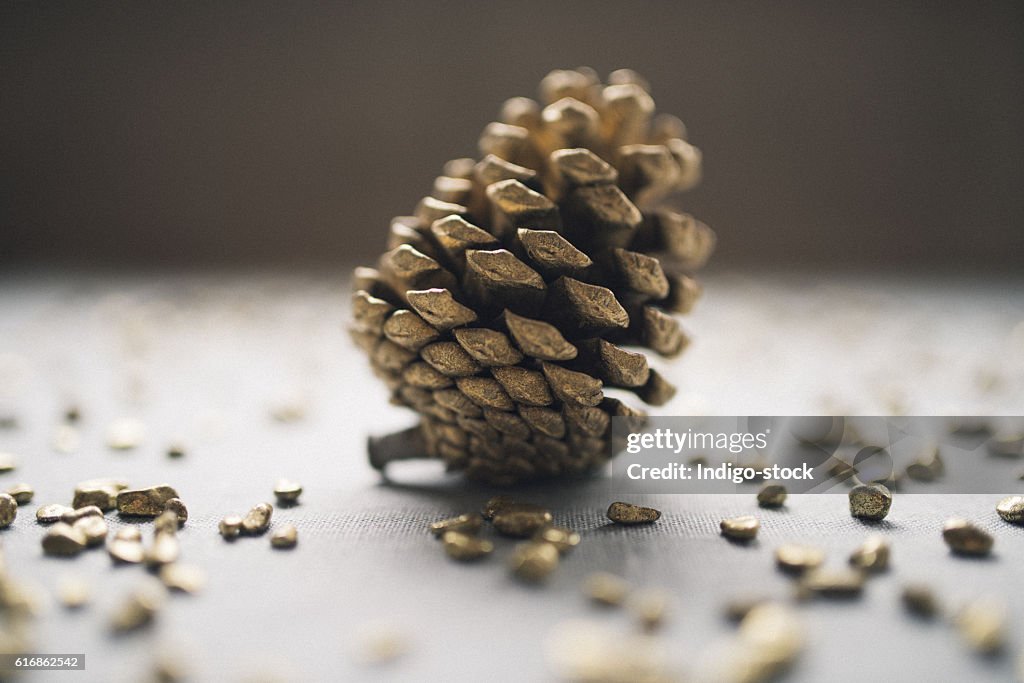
xmin=430 ymin=513 xmax=483 ymax=537
xmin=154 ymin=510 xmax=180 ymax=536
xmin=219 ymin=515 xmax=243 ymax=539
xmin=270 ymin=524 xmax=298 ymax=549
xmin=723 ymin=595 xmax=769 ymax=622
xmin=720 ymin=515 xmax=759 ymax=541
xmin=57 ymin=576 xmax=91 ymax=609
xmin=144 ymin=532 xmax=180 ymax=567
xmin=72 ymin=485 xmax=118 ymax=511
xmin=273 ymin=479 xmax=303 ymax=505
xmin=73 ymin=515 xmax=108 ymax=547
xmin=110 ymin=581 xmax=166 ymax=633
xmin=153 ymin=646 xmax=189 ymax=682
xmin=492 ymin=504 xmax=553 ymax=537
xmin=583 ymin=572 xmax=629 ymax=607
xmin=64 ymin=405 xmax=81 ymax=423
xmin=849 ymin=535 xmax=890 ymax=572
xmin=166 ymin=443 xmax=185 ymax=458
xmin=482 ymin=495 xmax=515 ymax=520
xmin=534 ymin=526 xmax=581 ymax=553
xmin=724 ymin=603 xmax=805 ymax=682
xmin=942 ymin=518 xmax=993 ymax=556
xmin=848 ymin=484 xmax=892 ymax=521
xmin=629 ymin=589 xmax=668 ymax=632
xmin=0 ymin=493 xmax=17 ymax=528
xmin=353 ymin=622 xmax=410 ymax=665
xmin=115 ymin=527 xmax=142 ymax=542
xmin=0 ymin=453 xmax=17 ymax=472
xmin=6 ymin=483 xmax=33 ymax=505
xmin=756 ymin=483 xmax=787 ymax=508
xmin=607 ymin=501 xmax=660 ymax=525
xmin=159 ymin=564 xmax=206 ymax=593
xmin=52 ymin=424 xmax=80 ymax=453
xmin=995 ymin=495 xmax=1024 ymax=525
xmin=106 ymin=417 xmax=146 ymax=450
xmin=61 ymin=505 xmax=103 ymax=524
xmin=107 ymin=537 xmax=145 ymax=565
xmin=904 ymin=444 xmax=944 ymax=482
xmin=241 ymin=503 xmax=273 ymax=535
xmin=510 ymin=541 xmax=559 ymax=582
xmin=163 ymin=499 xmax=188 ymax=527
xmin=775 ymin=544 xmax=825 ymax=574
xmin=797 ymin=568 xmax=864 ymax=599
xmin=36 ymin=503 xmax=73 ymax=524
xmin=901 ymin=583 xmax=938 ymax=618
xmin=117 ymin=485 xmax=179 ymax=517
xmin=42 ymin=522 xmax=88 ymax=556
xmin=987 ymin=433 xmax=1024 ymax=458
xmin=442 ymin=531 xmax=492 ymax=561
xmin=956 ymin=599 xmax=1006 ymax=654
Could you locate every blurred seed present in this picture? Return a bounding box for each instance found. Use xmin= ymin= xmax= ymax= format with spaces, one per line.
xmin=0 ymin=493 xmax=16 ymax=528
xmin=164 ymin=499 xmax=188 ymax=527
xmin=942 ymin=518 xmax=993 ymax=556
xmin=110 ymin=581 xmax=166 ymax=633
xmin=775 ymin=544 xmax=825 ymax=574
xmin=442 ymin=531 xmax=492 ymax=561
xmin=42 ymin=522 xmax=88 ymax=556
xmin=159 ymin=564 xmax=206 ymax=593
xmin=353 ymin=622 xmax=410 ymax=665
xmin=430 ymin=513 xmax=483 ymax=537
xmin=901 ymin=583 xmax=938 ymax=618
xmin=270 ymin=524 xmax=298 ymax=549
xmin=273 ymin=479 xmax=303 ymax=505
xmin=956 ymin=598 xmax=1006 ymax=654
xmin=73 ymin=515 xmax=108 ymax=547
xmin=482 ymin=495 xmax=514 ymax=520
xmin=757 ymin=483 xmax=787 ymax=508
xmin=797 ymin=568 xmax=864 ymax=599
xmin=720 ymin=515 xmax=759 ymax=541
xmin=117 ymin=485 xmax=180 ymax=517
xmin=905 ymin=444 xmax=944 ymax=481
xmin=848 ymin=484 xmax=892 ymax=521
xmin=996 ymin=495 xmax=1024 ymax=525
xmin=36 ymin=503 xmax=73 ymax=524
xmin=729 ymin=603 xmax=805 ymax=681
xmin=72 ymin=484 xmax=118 ymax=511
xmin=241 ymin=503 xmax=273 ymax=535
xmin=492 ymin=504 xmax=553 ymax=537
xmin=630 ymin=589 xmax=668 ymax=632
xmin=582 ymin=572 xmax=629 ymax=607
xmin=219 ymin=515 xmax=243 ymax=539
xmin=849 ymin=535 xmax=890 ymax=572
xmin=270 ymin=400 xmax=307 ymax=423
xmin=534 ymin=526 xmax=580 ymax=553
xmin=115 ymin=527 xmax=142 ymax=542
xmin=52 ymin=424 xmax=80 ymax=453
xmin=57 ymin=576 xmax=90 ymax=609
xmin=108 ymin=538 xmax=144 ymax=564
xmin=153 ymin=646 xmax=190 ymax=683
xmin=106 ymin=417 xmax=145 ymax=450
xmin=61 ymin=505 xmax=103 ymax=524
xmin=6 ymin=483 xmax=33 ymax=505
xmin=510 ymin=541 xmax=559 ymax=582
xmin=988 ymin=433 xmax=1024 ymax=458
xmin=724 ymin=595 xmax=769 ymax=622
xmin=166 ymin=443 xmax=185 ymax=458
xmin=154 ymin=510 xmax=180 ymax=536
xmin=607 ymin=501 xmax=660 ymax=524
xmin=144 ymin=532 xmax=180 ymax=567
xmin=0 ymin=453 xmax=16 ymax=471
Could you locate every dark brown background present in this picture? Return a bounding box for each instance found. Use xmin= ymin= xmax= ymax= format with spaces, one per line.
xmin=2 ymin=1 xmax=1022 ymax=269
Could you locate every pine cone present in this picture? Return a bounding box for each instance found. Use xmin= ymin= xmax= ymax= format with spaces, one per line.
xmin=351 ymin=67 xmax=715 ymax=486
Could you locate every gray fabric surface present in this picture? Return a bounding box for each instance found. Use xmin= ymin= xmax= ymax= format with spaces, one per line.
xmin=0 ymin=269 xmax=1022 ymax=682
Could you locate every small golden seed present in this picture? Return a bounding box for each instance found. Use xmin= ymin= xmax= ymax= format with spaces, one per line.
xmin=723 ymin=595 xmax=769 ymax=622
xmin=901 ymin=583 xmax=938 ymax=618
xmin=534 ymin=525 xmax=581 ymax=553
xmin=117 ymin=485 xmax=180 ymax=517
xmin=270 ymin=524 xmax=298 ymax=549
xmin=159 ymin=564 xmax=206 ymax=593
xmin=110 ymin=581 xmax=166 ymax=633
xmin=0 ymin=493 xmax=17 ymax=528
xmin=629 ymin=589 xmax=668 ymax=632
xmin=6 ymin=483 xmax=33 ymax=505
xmin=42 ymin=522 xmax=88 ymax=556
xmin=442 ymin=531 xmax=492 ymax=561
xmin=163 ymin=498 xmax=188 ymax=527
xmin=606 ymin=501 xmax=660 ymax=525
xmin=797 ymin=568 xmax=864 ymax=599
xmin=107 ymin=538 xmax=144 ymax=565
xmin=774 ymin=544 xmax=825 ymax=574
xmin=848 ymin=484 xmax=892 ymax=521
xmin=942 ymin=518 xmax=993 ymax=556
xmin=153 ymin=510 xmax=179 ymax=536
xmin=720 ymin=515 xmax=759 ymax=541
xmin=106 ymin=417 xmax=146 ymax=450
xmin=582 ymin=572 xmax=629 ymax=607
xmin=0 ymin=452 xmax=17 ymax=472
xmin=757 ymin=483 xmax=787 ymax=508
xmin=73 ymin=515 xmax=108 ymax=547
xmin=509 ymin=541 xmax=559 ymax=582
xmin=115 ymin=526 xmax=142 ymax=542
xmin=72 ymin=485 xmax=118 ymax=511
xmin=273 ymin=479 xmax=303 ymax=505
xmin=61 ymin=505 xmax=103 ymax=524
xmin=241 ymin=503 xmax=273 ymax=535
xmin=956 ymin=599 xmax=1006 ymax=654
xmin=995 ymin=495 xmax=1024 ymax=525
xmin=849 ymin=535 xmax=890 ymax=572
xmin=36 ymin=503 xmax=73 ymax=524
xmin=430 ymin=513 xmax=483 ymax=537
xmin=219 ymin=515 xmax=243 ymax=539
xmin=144 ymin=532 xmax=180 ymax=567
xmin=482 ymin=495 xmax=515 ymax=520
xmin=492 ymin=504 xmax=553 ymax=538
xmin=57 ymin=576 xmax=91 ymax=609
xmin=166 ymin=443 xmax=185 ymax=458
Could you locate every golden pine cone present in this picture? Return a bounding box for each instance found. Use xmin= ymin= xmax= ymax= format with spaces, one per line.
xmin=351 ymin=67 xmax=715 ymax=485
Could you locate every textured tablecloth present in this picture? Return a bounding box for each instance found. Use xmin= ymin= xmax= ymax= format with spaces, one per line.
xmin=0 ymin=268 xmax=1022 ymax=682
